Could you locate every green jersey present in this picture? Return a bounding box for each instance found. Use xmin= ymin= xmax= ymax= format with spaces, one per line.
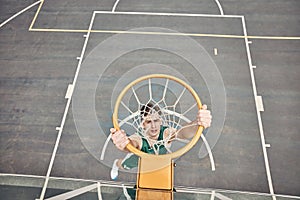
xmin=121 ymin=126 xmax=168 ymax=170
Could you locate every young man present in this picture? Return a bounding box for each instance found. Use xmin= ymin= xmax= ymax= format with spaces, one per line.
xmin=110 ymin=103 xmax=212 ymax=179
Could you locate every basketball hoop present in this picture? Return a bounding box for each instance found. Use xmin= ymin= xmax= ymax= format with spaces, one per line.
xmin=112 ymin=74 xmax=204 ymax=191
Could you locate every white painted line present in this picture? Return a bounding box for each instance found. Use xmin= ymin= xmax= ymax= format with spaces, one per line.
xmin=65 ymin=84 xmax=74 ymax=99
xmin=38 ymin=11 xmax=97 ymax=200
xmin=0 ymin=0 xmax=42 ymax=28
xmin=248 ymin=41 xmax=252 ymax=44
xmin=94 ymin=11 xmax=243 ymax=18
xmin=55 ymin=127 xmax=60 ymax=131
xmin=100 ymin=134 xmax=111 ymax=160
xmin=45 ymin=183 xmax=98 ymax=200
xmin=112 ymin=0 xmax=121 ymax=12
xmin=252 ymin=65 xmax=257 ymax=69
xmin=76 ymin=57 xmax=81 ymax=60
xmin=214 ymin=0 xmax=224 ymax=15
xmin=173 ymin=189 xmax=212 ymax=195
xmin=0 ymin=173 xmax=46 ymax=179
xmin=242 ymin=18 xmax=254 ymax=69
xmin=97 ymin=182 xmax=102 ymax=200
xmin=211 ymin=191 xmax=215 ymax=200
xmin=2 ymin=173 xmax=300 ymax=199
xmin=122 ymin=184 xmax=132 ymax=200
xmin=256 ymin=96 xmax=264 ymax=112
xmin=214 ymin=48 xmax=218 ymax=55
xmin=200 ymin=134 xmax=216 ymax=171
xmin=215 ymin=193 xmax=232 ymax=200
xmin=265 ymin=144 xmax=271 ymax=148
xmin=241 ymin=16 xmax=276 ymax=200
xmin=83 ymin=34 xmax=87 ymax=37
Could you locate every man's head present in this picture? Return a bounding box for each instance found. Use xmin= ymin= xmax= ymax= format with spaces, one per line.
xmin=140 ymin=103 xmax=162 ymax=138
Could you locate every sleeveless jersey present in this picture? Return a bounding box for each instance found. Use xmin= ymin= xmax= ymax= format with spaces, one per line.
xmin=140 ymin=126 xmax=168 ymax=154
xmin=121 ymin=126 xmax=168 ymax=170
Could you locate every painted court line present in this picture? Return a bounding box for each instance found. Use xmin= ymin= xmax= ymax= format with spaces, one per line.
xmin=1 ymin=173 xmax=300 ymax=199
xmin=27 ymin=10 xmax=300 ymax=40
xmin=95 ymin=10 xmax=241 ymax=18
xmin=97 ymin=182 xmax=102 ymax=200
xmin=0 ymin=0 xmax=42 ymax=29
xmin=33 ymin=10 xmax=276 ymax=199
xmin=65 ymin=84 xmax=74 ymax=99
xmin=214 ymin=0 xmax=224 ymax=15
xmin=214 ymin=48 xmax=218 ymax=55
xmin=201 ymin=134 xmax=216 ymax=171
xmin=16 ymin=2 xmax=298 ymax=41
xmin=38 ymin=11 xmax=97 ymax=200
xmin=241 ymin=16 xmax=276 ymax=200
xmin=211 ymin=190 xmax=215 ymax=200
xmin=112 ymin=0 xmax=121 ymax=12
xmin=215 ymin=193 xmax=232 ymax=200
xmin=29 ymin=0 xmax=44 ymax=30
xmin=29 ymin=27 xmax=300 ymax=40
xmin=256 ymin=96 xmax=264 ymax=112
xmin=20 ymin=1 xmax=299 ymax=40
xmin=44 ymin=183 xmax=98 ymax=200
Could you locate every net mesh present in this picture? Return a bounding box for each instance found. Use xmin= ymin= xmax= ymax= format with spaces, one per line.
xmin=116 ymin=77 xmax=199 ymax=154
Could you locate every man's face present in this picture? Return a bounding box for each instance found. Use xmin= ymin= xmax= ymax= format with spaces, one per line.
xmin=142 ymin=112 xmax=162 ymax=138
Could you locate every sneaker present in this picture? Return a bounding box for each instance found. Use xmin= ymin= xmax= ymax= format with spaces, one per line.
xmin=110 ymin=159 xmax=119 ymax=180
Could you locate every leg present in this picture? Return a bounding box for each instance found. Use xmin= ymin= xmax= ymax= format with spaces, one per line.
xmin=110 ymin=153 xmax=139 ymax=180
xmin=111 ymin=158 xmax=124 ymax=180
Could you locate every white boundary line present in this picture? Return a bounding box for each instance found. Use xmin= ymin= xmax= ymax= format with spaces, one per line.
xmin=37 ymin=11 xmax=97 ymax=200
xmin=112 ymin=0 xmax=121 ymax=12
xmin=215 ymin=193 xmax=232 ymax=200
xmin=241 ymin=16 xmax=276 ymax=200
xmin=44 ymin=183 xmax=98 ymax=200
xmin=214 ymin=0 xmax=224 ymax=15
xmin=210 ymin=190 xmax=215 ymax=200
xmin=97 ymin=182 xmax=103 ymax=200
xmin=0 ymin=0 xmax=42 ymax=28
xmin=94 ymin=11 xmax=242 ymax=18
xmin=1 ymin=173 xmax=300 ymax=199
xmin=201 ymin=134 xmax=216 ymax=171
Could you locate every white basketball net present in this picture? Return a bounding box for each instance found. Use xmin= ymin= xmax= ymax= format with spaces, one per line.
xmin=117 ymin=77 xmax=199 ymax=155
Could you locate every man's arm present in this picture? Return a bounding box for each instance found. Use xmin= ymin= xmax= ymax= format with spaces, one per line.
xmin=110 ymin=128 xmax=141 ymax=152
xmin=176 ymin=104 xmax=212 ymax=139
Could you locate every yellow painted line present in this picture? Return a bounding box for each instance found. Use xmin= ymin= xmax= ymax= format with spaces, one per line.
xmin=27 ymin=1 xmax=299 ymax=40
xmin=0 ymin=1 xmax=42 ymax=29
xmin=29 ymin=28 xmax=300 ymax=40
xmin=29 ymin=0 xmax=44 ymax=30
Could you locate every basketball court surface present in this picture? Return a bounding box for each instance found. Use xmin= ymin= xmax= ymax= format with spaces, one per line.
xmin=0 ymin=0 xmax=299 ymax=199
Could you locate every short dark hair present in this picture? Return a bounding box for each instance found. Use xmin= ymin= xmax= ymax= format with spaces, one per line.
xmin=140 ymin=102 xmax=161 ymax=121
